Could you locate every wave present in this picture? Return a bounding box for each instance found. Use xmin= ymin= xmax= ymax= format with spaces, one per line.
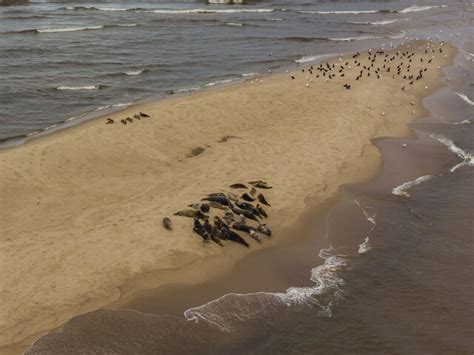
xmin=455 ymin=92 xmax=474 ymax=106
xmin=184 ymin=247 xmax=351 ymax=331
xmin=265 ymin=17 xmax=283 ymax=21
xmin=56 ymin=85 xmax=103 ymax=91
xmin=398 ymin=5 xmax=447 ymax=13
xmin=350 ymin=19 xmax=406 ymax=25
xmin=167 ymin=87 xmax=201 ymax=95
xmin=329 ymin=35 xmax=379 ymax=42
xmin=392 ymin=175 xmax=434 ymax=197
xmin=242 ymin=72 xmax=259 ymax=77
xmin=295 ymin=53 xmax=338 ymax=64
xmin=451 ymin=120 xmax=472 ymax=125
xmin=431 ymin=134 xmax=474 ymax=172
xmin=358 ymin=237 xmax=372 ymax=254
xmin=37 ymin=25 xmax=103 ymax=33
xmin=124 ymin=69 xmax=145 ymax=76
xmin=65 ymin=6 xmax=277 ymax=14
xmin=300 ymin=5 xmax=446 ymax=15
xmin=204 ymin=78 xmax=237 ymax=88
xmin=226 ymin=22 xmax=244 ymax=27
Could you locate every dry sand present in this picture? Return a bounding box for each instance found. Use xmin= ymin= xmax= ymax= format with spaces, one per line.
xmin=0 ymin=40 xmax=456 ymax=352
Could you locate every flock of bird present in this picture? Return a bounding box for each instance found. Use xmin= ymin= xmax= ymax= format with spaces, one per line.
xmin=291 ymin=41 xmax=448 ymax=93
xmin=163 ymin=181 xmax=273 ymax=248
xmin=104 ymin=111 xmax=150 ymax=125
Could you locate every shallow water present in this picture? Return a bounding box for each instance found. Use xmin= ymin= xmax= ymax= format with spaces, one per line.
xmin=7 ymin=0 xmax=473 ymax=353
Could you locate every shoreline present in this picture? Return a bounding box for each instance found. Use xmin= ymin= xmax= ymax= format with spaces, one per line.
xmin=0 ymin=40 xmax=457 ymax=353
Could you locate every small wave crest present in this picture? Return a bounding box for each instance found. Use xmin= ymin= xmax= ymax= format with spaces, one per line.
xmin=56 ymin=85 xmax=103 ymax=91
xmin=329 ymin=35 xmax=379 ymax=42
xmin=455 ymin=92 xmax=474 ymax=106
xmin=358 ymin=237 xmax=372 ymax=254
xmin=295 ymin=53 xmax=338 ymax=64
xmin=392 ymin=175 xmax=434 ymax=197
xmin=398 ymin=5 xmax=447 ymax=13
xmin=226 ymin=22 xmax=244 ymax=27
xmin=431 ymin=134 xmax=474 ymax=172
xmin=67 ymin=7 xmax=277 ymax=14
xmin=124 ymin=69 xmax=145 ymax=76
xmin=204 ymin=78 xmax=237 ymax=88
xmin=350 ymin=19 xmax=406 ymax=26
xmin=37 ymin=25 xmax=104 ymax=33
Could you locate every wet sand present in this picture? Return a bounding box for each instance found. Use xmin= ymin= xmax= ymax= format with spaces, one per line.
xmin=0 ymin=40 xmax=457 ymax=351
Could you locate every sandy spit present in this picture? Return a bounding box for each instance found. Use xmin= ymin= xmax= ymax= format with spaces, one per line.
xmin=0 ymin=40 xmax=456 ymax=351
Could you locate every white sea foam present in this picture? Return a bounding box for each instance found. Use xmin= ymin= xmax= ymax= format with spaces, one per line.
xmin=37 ymin=25 xmax=103 ymax=33
xmin=204 ymin=78 xmax=236 ymax=87
xmin=171 ymin=87 xmax=201 ymax=94
xmin=116 ymin=23 xmax=138 ymax=27
xmin=392 ymin=175 xmax=434 ymax=197
xmin=242 ymin=72 xmax=259 ymax=77
xmin=329 ymin=35 xmax=379 ymax=42
xmin=398 ymin=5 xmax=447 ymax=13
xmin=295 ymin=53 xmax=338 ymax=63
xmin=304 ymin=10 xmax=381 ymax=15
xmin=125 ymin=69 xmax=145 ymax=76
xmin=451 ymin=120 xmax=472 ymax=125
xmin=184 ymin=248 xmax=350 ymax=331
xmin=142 ymin=8 xmax=275 ymax=14
xmin=56 ymin=85 xmax=100 ymax=91
xmin=265 ymin=17 xmax=283 ymax=21
xmin=358 ymin=237 xmax=372 ymax=254
xmin=352 ymin=19 xmax=405 ymax=25
xmin=455 ymin=92 xmax=474 ymax=106
xmin=431 ymin=134 xmax=474 ymax=172
xmin=226 ymin=22 xmax=244 ymax=27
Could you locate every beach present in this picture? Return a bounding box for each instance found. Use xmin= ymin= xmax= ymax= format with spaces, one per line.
xmin=0 ymin=39 xmax=458 ymax=352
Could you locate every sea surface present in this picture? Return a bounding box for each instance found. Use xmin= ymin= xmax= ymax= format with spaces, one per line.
xmin=2 ymin=0 xmax=472 ymax=353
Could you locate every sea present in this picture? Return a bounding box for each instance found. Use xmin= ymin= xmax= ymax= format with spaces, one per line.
xmin=1 ymin=0 xmax=472 ymax=353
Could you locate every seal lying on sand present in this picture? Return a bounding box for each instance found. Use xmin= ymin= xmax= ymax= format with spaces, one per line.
xmin=105 ymin=118 xmax=114 ymax=124
xmin=249 ymin=181 xmax=272 ymax=189
xmin=232 ymin=223 xmax=262 ymax=242
xmin=174 ymin=209 xmax=209 ymax=219
xmin=257 ymin=193 xmax=271 ymax=207
xmin=162 ymin=217 xmax=173 ymax=231
xmin=230 ymin=203 xmax=259 ymax=221
xmin=203 ymin=194 xmax=230 ymax=206
xmin=230 ymin=183 xmax=247 ymax=189
xmin=139 ymin=112 xmax=150 ymax=118
xmin=241 ymin=192 xmax=256 ymax=202
xmin=193 ymin=219 xmax=210 ymax=242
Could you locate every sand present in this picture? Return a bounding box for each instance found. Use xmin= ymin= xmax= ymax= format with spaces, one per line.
xmin=0 ymin=40 xmax=456 ymax=352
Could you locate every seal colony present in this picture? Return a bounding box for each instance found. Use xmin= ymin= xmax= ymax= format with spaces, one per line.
xmin=0 ymin=40 xmax=457 ymax=352
xmin=168 ymin=180 xmax=273 ymax=248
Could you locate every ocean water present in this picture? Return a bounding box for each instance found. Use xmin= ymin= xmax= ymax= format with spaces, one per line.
xmin=0 ymin=0 xmax=469 ymax=144
xmin=3 ymin=0 xmax=472 ymax=353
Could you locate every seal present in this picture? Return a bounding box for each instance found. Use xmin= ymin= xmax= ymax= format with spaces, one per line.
xmin=230 ymin=183 xmax=247 ymax=189
xmin=105 ymin=118 xmax=114 ymax=124
xmin=174 ymin=209 xmax=209 ymax=219
xmin=193 ymin=219 xmax=210 ymax=242
xmin=257 ymin=193 xmax=271 ymax=207
xmin=214 ymin=218 xmax=250 ymax=248
xmin=230 ymin=203 xmax=258 ymax=221
xmin=188 ymin=203 xmax=210 ymax=213
xmin=232 ymin=223 xmax=262 ymax=243
xmin=203 ymin=195 xmax=230 ymax=206
xmin=139 ymin=112 xmax=150 ymax=118
xmin=257 ymin=224 xmax=271 ymax=237
xmin=249 ymin=181 xmax=272 ymax=189
xmin=241 ymin=192 xmax=256 ymax=202
xmin=235 ymin=201 xmax=261 ymax=217
xmin=120 ymin=119 xmax=127 ymax=125
xmin=126 ymin=117 xmax=133 ymax=123
xmin=256 ymin=204 xmax=268 ymax=218
xmin=210 ymin=225 xmax=224 ymax=247
xmin=162 ymin=217 xmax=173 ymax=231
xmin=133 ymin=114 xmax=141 ymax=120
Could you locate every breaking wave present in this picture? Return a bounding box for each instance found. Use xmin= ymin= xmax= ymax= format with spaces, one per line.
xmin=350 ymin=19 xmax=407 ymax=26
xmin=56 ymin=85 xmax=103 ymax=91
xmin=431 ymin=134 xmax=474 ymax=172
xmin=392 ymin=175 xmax=434 ymax=197
xmin=300 ymin=5 xmax=446 ymax=15
xmin=295 ymin=53 xmax=338 ymax=64
xmin=455 ymin=92 xmax=474 ymax=106
xmin=184 ymin=247 xmax=351 ymax=331
xmin=64 ymin=6 xmax=277 ymax=14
